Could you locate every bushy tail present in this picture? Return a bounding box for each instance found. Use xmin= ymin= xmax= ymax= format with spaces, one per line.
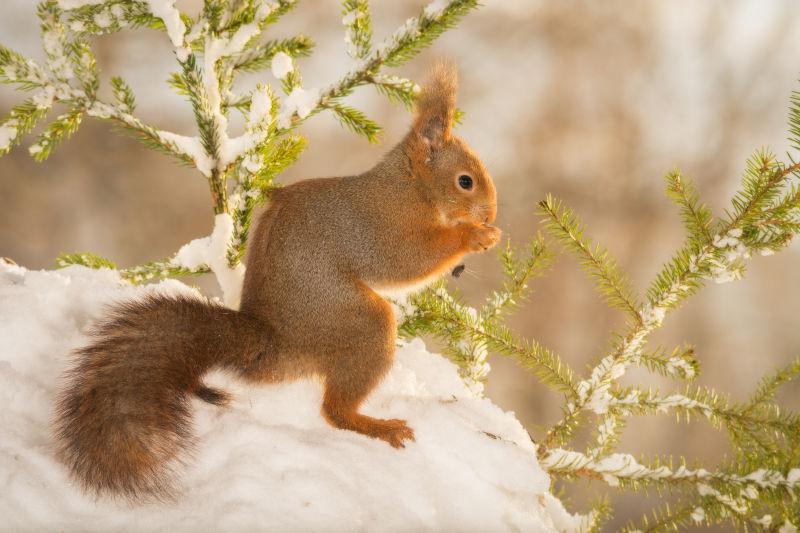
xmin=53 ymin=294 xmax=269 ymax=502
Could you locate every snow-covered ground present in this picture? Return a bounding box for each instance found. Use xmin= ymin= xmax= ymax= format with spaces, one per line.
xmin=0 ymin=262 xmax=582 ymax=532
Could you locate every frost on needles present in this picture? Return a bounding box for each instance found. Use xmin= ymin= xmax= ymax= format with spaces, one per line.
xmin=2 ymin=1 xmax=800 ymax=531
xmin=0 ymin=0 xmax=473 ymax=303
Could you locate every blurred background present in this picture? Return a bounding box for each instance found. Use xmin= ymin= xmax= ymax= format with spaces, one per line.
xmin=2 ymin=0 xmax=800 ymax=528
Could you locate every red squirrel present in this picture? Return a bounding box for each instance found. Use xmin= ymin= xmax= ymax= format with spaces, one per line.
xmin=54 ymin=63 xmax=500 ymax=501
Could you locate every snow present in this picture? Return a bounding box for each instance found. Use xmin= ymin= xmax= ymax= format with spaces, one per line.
xmin=277 ymin=86 xmax=320 ymax=129
xmin=709 ymin=229 xmax=750 ymax=284
xmin=157 ymin=130 xmax=213 ymax=177
xmin=0 ymin=121 xmax=17 ymax=150
xmin=270 ymin=51 xmax=293 ymax=80
xmin=247 ymin=85 xmax=272 ymax=127
xmin=0 ymin=262 xmax=580 ymax=532
xmin=145 ymin=0 xmax=186 ymax=49
xmin=755 ymin=515 xmax=774 ymax=527
xmin=224 ymin=22 xmax=261 ymax=57
xmin=93 ymin=11 xmax=112 ymax=28
xmin=696 ymin=483 xmax=748 ymax=514
xmin=171 ymin=213 xmax=245 ymax=308
xmin=33 ymin=85 xmax=56 ymax=109
xmin=217 ymin=86 xmax=273 ymax=169
xmin=666 ymin=356 xmax=696 ymax=378
xmin=423 ymin=0 xmax=452 ymax=19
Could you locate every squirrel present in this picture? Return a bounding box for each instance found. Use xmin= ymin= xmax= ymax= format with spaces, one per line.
xmin=53 ymin=62 xmax=500 ymax=502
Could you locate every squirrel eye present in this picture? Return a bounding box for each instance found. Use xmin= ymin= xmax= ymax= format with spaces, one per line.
xmin=458 ymin=174 xmax=473 ymax=191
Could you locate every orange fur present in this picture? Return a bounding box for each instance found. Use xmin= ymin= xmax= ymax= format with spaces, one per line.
xmin=53 ymin=62 xmax=500 ymax=501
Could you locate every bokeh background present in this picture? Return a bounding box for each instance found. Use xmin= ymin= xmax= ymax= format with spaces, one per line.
xmin=2 ymin=0 xmax=800 ymax=528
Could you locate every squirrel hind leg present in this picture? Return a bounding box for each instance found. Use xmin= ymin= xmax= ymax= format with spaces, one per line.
xmin=319 ymin=284 xmax=415 ymax=448
xmin=194 ymin=384 xmax=232 ymax=407
xmin=323 ymin=394 xmax=415 ymax=449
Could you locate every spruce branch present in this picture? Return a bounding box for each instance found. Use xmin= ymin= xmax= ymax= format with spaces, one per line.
xmin=664 ymin=170 xmax=715 ymax=244
xmin=89 ymin=102 xmax=196 ymax=167
xmin=110 ymin=76 xmax=136 ymax=113
xmin=542 ymin=447 xmax=800 ymax=495
xmin=587 ymin=410 xmax=626 ymax=460
xmin=121 ymin=258 xmax=209 ymax=284
xmin=609 ymin=385 xmax=800 ymax=438
xmin=634 ymin=345 xmax=699 ymax=381
xmin=1 ymin=46 xmax=48 ymax=92
xmin=325 ymin=101 xmax=381 ymax=143
xmin=0 ymin=99 xmax=51 ymax=156
xmin=542 ymin=152 xmax=800 ymax=450
xmin=342 ymin=0 xmax=372 ymax=59
xmin=400 ymin=271 xmax=576 ymax=396
xmin=746 ymin=356 xmax=800 ymax=411
xmin=538 ymin=194 xmax=642 ymax=325
xmin=30 ymin=107 xmax=83 ymax=161
xmin=256 ymin=0 xmax=479 ymax=130
xmin=62 ymin=1 xmax=160 ymax=37
xmin=233 ymin=35 xmax=314 ymax=72
xmin=371 ymin=74 xmax=419 ymax=109
xmin=178 ymin=54 xmax=220 ymax=162
xmin=484 ymin=234 xmax=553 ymax=320
xmin=56 ymin=252 xmax=116 ymax=270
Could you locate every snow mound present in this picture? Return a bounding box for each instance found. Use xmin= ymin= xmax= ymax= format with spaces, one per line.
xmin=0 ymin=263 xmax=581 ymax=532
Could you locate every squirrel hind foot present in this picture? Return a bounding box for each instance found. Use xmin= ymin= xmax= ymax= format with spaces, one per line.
xmin=324 ymin=410 xmax=415 ymax=449
xmin=372 ymin=418 xmax=415 ymax=449
xmin=194 ymin=385 xmax=232 ymax=407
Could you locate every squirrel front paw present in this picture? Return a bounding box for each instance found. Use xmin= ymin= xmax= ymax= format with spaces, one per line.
xmin=464 ymin=224 xmax=502 ymax=252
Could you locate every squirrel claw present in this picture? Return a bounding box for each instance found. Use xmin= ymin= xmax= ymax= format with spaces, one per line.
xmin=374 ymin=418 xmax=415 ymax=449
xmin=466 ymin=224 xmax=502 ymax=252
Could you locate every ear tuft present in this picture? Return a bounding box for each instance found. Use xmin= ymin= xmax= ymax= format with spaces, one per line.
xmin=413 ymin=61 xmax=458 ymax=150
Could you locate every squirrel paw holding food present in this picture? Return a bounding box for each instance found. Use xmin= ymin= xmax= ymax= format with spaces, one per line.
xmin=54 ymin=62 xmax=499 ymax=501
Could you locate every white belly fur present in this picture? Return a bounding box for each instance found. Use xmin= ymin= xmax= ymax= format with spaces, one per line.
xmin=370 ymin=269 xmax=449 ymax=301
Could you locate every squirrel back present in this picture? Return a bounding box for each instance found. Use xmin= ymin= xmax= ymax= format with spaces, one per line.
xmin=54 ymin=62 xmax=500 ymax=502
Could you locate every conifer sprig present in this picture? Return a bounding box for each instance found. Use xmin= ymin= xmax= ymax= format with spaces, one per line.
xmin=6 ymin=2 xmax=800 ymax=530
xmin=2 ymin=0 xmax=480 ymax=288
xmin=484 ymin=235 xmax=553 ymax=320
xmin=664 ymin=170 xmax=715 ymax=244
xmin=233 ymin=36 xmax=314 ymax=72
xmin=634 ymin=345 xmax=699 ymax=381
xmin=399 ymin=238 xmax=573 ymax=395
xmin=538 ymin=195 xmax=642 ymax=325
xmin=342 ymin=0 xmax=372 ymax=59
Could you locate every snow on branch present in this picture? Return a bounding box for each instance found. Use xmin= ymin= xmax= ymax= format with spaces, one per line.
xmin=4 ymin=1 xmax=800 ymax=530
xmin=395 ymin=91 xmax=800 ymax=529
xmin=1 ymin=0 xmax=479 ymax=297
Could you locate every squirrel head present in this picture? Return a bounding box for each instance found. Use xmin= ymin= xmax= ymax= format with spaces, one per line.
xmin=404 ymin=62 xmax=497 ymax=226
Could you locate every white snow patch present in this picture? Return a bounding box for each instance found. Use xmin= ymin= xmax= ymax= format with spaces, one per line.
xmin=0 ymin=263 xmax=575 ymax=532
xmin=270 ymin=51 xmax=293 ymax=80
xmin=145 ymin=0 xmax=186 ymax=48
xmin=172 ymin=213 xmax=245 ymax=308
xmin=93 ymin=11 xmax=112 ymax=28
xmin=157 ymin=131 xmax=213 ymax=177
xmin=0 ymin=122 xmax=18 ymax=150
xmin=33 ymin=85 xmax=56 ymax=109
xmin=247 ymin=85 xmax=272 ymax=127
xmin=423 ymin=0 xmax=452 ymax=18
xmin=277 ymin=86 xmax=320 ymax=129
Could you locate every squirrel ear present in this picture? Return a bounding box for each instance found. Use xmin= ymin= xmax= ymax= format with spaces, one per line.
xmin=412 ymin=61 xmax=458 ymax=151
